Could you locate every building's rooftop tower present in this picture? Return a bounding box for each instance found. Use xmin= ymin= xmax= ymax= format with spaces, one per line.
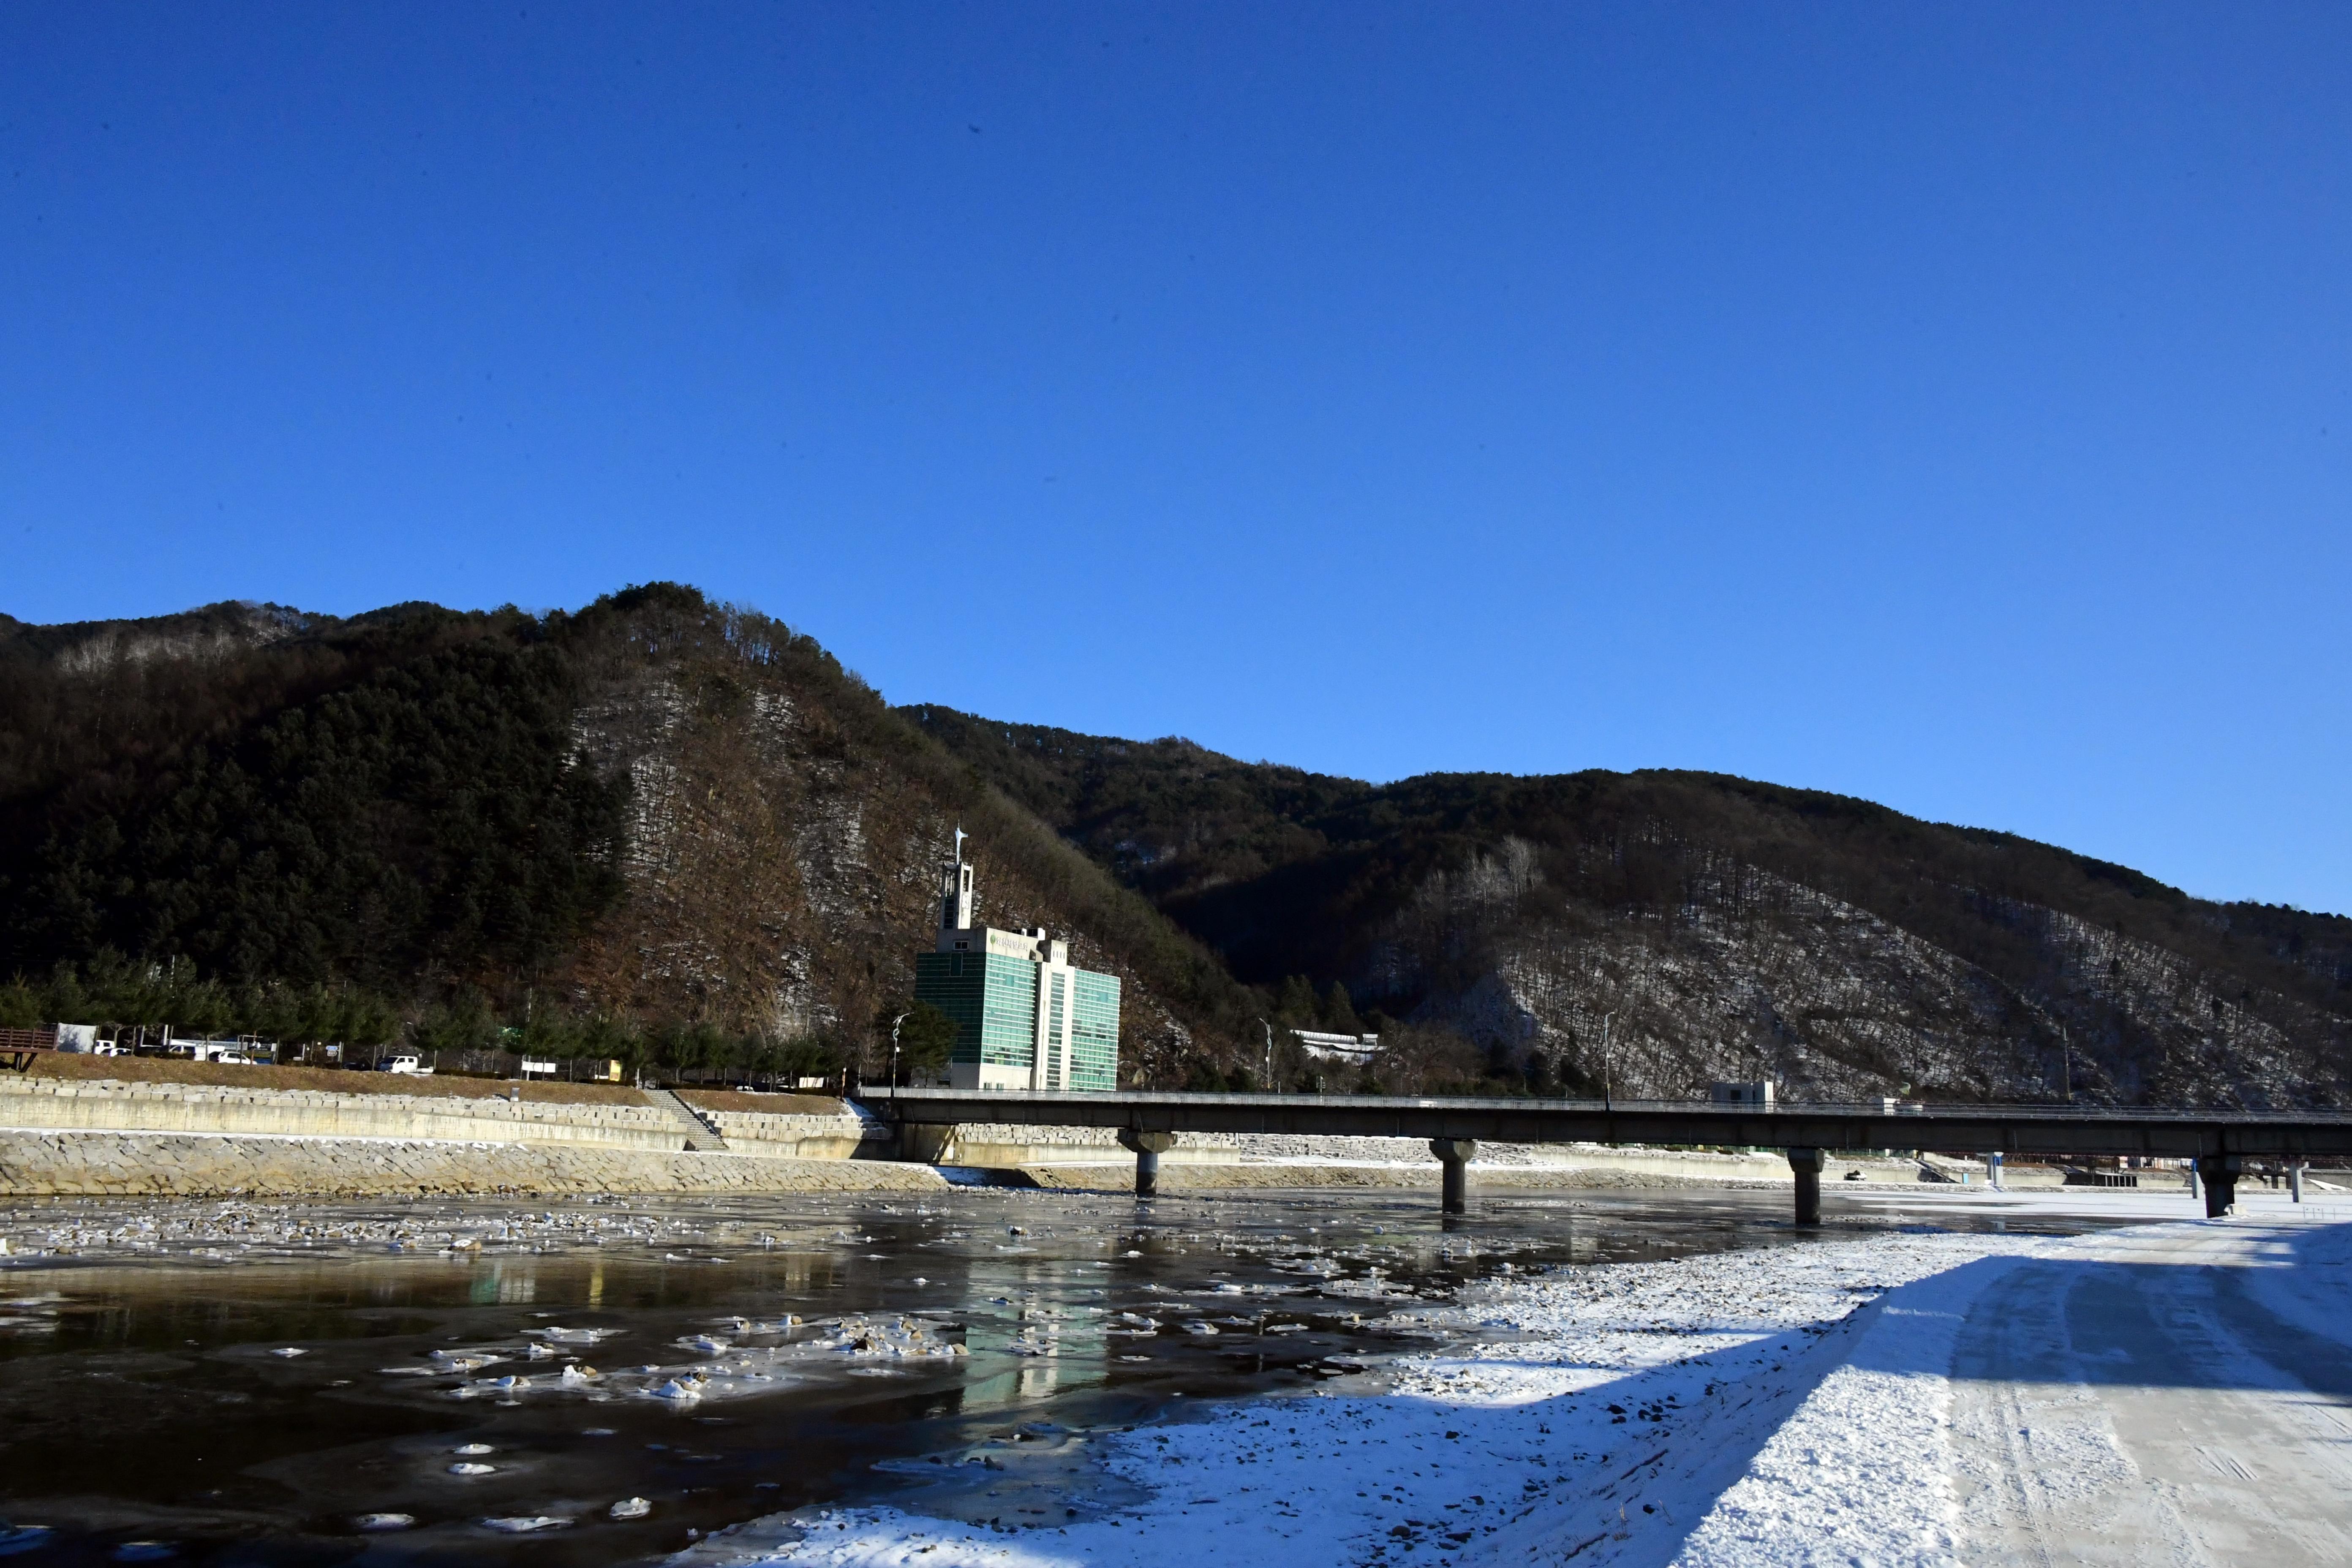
xmin=939 ymin=826 xmax=975 ymax=933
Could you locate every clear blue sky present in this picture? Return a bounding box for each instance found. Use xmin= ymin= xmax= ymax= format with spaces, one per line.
xmin=4 ymin=3 xmax=2347 ymax=912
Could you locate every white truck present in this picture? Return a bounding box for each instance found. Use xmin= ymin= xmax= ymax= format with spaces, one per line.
xmin=377 ymin=1054 xmax=434 ymax=1076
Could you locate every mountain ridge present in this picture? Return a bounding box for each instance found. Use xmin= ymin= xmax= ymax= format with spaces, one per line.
xmin=3 ymin=588 xmax=2344 ymax=1106
xmin=0 ymin=588 xmax=1255 ymax=1082
xmin=902 ymin=703 xmax=2352 ymax=1107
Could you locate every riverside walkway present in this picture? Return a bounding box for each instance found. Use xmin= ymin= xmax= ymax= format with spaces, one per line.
xmin=852 ymin=1086 xmax=2352 ymax=1222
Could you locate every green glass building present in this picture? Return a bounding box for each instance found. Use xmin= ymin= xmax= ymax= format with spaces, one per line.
xmin=912 ymin=845 xmax=1120 ymax=1092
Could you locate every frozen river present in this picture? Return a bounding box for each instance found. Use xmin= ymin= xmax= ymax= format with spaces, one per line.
xmin=0 ymin=1184 xmax=2145 ymax=1565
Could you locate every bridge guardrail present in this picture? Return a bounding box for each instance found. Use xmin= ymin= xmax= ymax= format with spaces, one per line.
xmin=852 ymin=1086 xmax=2352 ymax=1124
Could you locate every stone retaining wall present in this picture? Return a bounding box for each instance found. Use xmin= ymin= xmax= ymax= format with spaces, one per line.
xmin=1018 ymin=1161 xmax=1789 ymax=1193
xmin=699 ymin=1110 xmax=868 ymax=1159
xmin=0 ymin=1131 xmax=950 ymax=1198
xmin=0 ymin=1074 xmax=689 ymax=1150
xmin=1021 ymin=1150 xmax=1943 ymax=1193
xmin=904 ymin=1121 xmax=1805 ymax=1182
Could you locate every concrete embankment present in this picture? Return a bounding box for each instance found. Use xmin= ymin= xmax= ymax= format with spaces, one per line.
xmin=901 ymin=1121 xmax=1799 ymax=1176
xmin=0 ymin=1130 xmax=950 ymax=1198
xmin=670 ymin=1090 xmax=877 ymax=1159
xmin=904 ymin=1120 xmax=1948 ymax=1192
xmin=0 ymin=1062 xmax=892 ymax=1196
xmin=0 ymin=1065 xmax=866 ymax=1157
xmin=1023 ymin=1159 xmax=1772 ymax=1193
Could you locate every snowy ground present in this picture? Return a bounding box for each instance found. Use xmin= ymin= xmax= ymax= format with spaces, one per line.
xmin=678 ymin=1189 xmax=2352 ymax=1568
xmin=1942 ymin=1209 xmax=2352 ymax=1563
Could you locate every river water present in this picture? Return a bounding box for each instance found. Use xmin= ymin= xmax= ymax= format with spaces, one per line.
xmin=0 ymin=1184 xmax=2122 ymax=1565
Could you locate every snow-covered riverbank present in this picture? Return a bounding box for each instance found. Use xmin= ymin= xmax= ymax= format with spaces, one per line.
xmin=688 ymin=1191 xmax=2352 ymax=1568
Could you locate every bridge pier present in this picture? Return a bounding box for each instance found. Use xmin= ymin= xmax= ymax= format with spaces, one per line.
xmin=1429 ymin=1138 xmax=1477 ymax=1214
xmin=1118 ymin=1130 xmax=1177 ymax=1197
xmin=857 ymin=1092 xmax=2352 ymax=1219
xmin=1787 ymin=1146 xmax=1825 ymax=1227
xmin=2195 ymin=1154 xmax=2241 ymax=1218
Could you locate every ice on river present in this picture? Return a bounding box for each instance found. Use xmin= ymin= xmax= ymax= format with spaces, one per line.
xmin=358 ymin=1308 xmax=970 ymax=1410
xmin=0 ymin=1193 xmax=875 ymax=1266
xmin=685 ymin=1197 xmax=2352 ymax=1568
xmin=479 ymin=1514 xmax=574 ymax=1533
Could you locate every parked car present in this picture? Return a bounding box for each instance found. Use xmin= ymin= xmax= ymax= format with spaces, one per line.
xmin=176 ymin=1039 xmax=269 ymax=1064
xmin=378 ymin=1054 xmax=434 ymax=1075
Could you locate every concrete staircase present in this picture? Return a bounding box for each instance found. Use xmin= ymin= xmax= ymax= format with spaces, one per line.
xmin=846 ymin=1097 xmax=901 ymax=1159
xmin=642 ymin=1086 xmax=730 ymax=1152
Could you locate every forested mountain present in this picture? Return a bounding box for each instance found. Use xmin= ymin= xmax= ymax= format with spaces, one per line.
xmin=905 ymin=707 xmax=2352 ymax=1108
xmin=0 ymin=589 xmax=1251 ymax=1080
xmin=5 ymin=589 xmax=2346 ymax=1105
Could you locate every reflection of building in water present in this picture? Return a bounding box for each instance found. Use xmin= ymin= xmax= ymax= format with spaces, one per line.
xmin=956 ymin=1252 xmax=1111 ymax=1414
xmin=1017 ymin=1357 xmax=1063 ymax=1401
xmin=1012 ymin=1252 xmax=1099 ymax=1403
xmin=765 ymin=1252 xmax=833 ymax=1293
xmin=469 ymin=1263 xmax=537 ymax=1304
xmin=915 ymin=835 xmax=1120 ymax=1091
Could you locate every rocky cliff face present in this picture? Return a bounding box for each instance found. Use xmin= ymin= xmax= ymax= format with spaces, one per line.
xmin=1391 ymin=849 xmax=2344 ymax=1108
xmin=487 ymin=595 xmax=1244 ymax=1079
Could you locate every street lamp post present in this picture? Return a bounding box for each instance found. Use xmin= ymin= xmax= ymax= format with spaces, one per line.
xmin=1258 ymin=1018 xmax=1274 ymax=1093
xmin=890 ymin=1011 xmax=910 ymax=1089
xmin=1601 ymin=1012 xmax=1614 ymax=1113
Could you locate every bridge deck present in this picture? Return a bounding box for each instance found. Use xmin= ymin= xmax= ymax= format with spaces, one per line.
xmin=855 ymin=1087 xmax=2352 ymax=1161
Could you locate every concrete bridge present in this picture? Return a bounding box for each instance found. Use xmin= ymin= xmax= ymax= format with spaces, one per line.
xmin=854 ymin=1087 xmax=2352 ymax=1223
